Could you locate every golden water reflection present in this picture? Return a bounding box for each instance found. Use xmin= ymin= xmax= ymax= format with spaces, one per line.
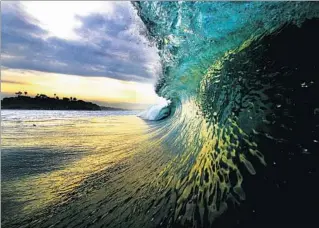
xmin=2 ymin=114 xmax=153 ymax=218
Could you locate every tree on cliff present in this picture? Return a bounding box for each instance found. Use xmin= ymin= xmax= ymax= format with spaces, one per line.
xmin=15 ymin=91 xmax=22 ymax=97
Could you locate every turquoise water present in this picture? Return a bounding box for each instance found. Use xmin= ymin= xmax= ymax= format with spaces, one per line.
xmin=2 ymin=2 xmax=319 ymax=227
xmin=134 ymin=1 xmax=319 ymax=226
xmin=134 ymin=1 xmax=319 ymax=98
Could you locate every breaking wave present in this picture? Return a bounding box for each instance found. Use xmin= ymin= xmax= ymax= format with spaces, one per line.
xmin=138 ymin=99 xmax=171 ymax=120
xmin=3 ymin=2 xmax=319 ymax=228
xmin=132 ymin=1 xmax=319 ymax=226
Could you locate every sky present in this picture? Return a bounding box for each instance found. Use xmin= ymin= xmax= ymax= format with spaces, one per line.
xmin=1 ymin=1 xmax=162 ymax=109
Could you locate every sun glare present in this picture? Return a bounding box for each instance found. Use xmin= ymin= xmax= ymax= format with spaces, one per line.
xmin=21 ymin=1 xmax=117 ymax=40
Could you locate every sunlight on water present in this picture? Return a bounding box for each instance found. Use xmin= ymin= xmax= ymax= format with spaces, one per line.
xmin=2 ymin=110 xmax=168 ymax=226
xmin=5 ymin=116 xmax=146 ymax=208
xmin=2 ymin=1 xmax=319 ymax=227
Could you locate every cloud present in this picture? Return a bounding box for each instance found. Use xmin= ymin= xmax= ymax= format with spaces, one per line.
xmin=0 ymin=80 xmax=30 ymax=85
xmin=1 ymin=1 xmax=161 ymax=83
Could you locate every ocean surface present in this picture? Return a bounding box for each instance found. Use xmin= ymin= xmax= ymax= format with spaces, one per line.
xmin=2 ymin=1 xmax=319 ymax=228
xmin=2 ymin=110 xmax=172 ymax=227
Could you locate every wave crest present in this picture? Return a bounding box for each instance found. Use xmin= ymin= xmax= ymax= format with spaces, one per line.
xmin=138 ymin=99 xmax=171 ymax=121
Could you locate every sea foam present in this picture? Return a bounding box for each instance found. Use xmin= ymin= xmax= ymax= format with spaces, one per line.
xmin=138 ymin=99 xmax=171 ymax=121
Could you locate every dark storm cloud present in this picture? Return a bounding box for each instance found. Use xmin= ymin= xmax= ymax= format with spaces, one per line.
xmin=1 ymin=2 xmax=160 ymax=82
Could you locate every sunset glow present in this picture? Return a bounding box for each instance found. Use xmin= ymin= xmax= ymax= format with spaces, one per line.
xmin=1 ymin=69 xmax=161 ymax=107
xmin=1 ymin=1 xmax=161 ymax=109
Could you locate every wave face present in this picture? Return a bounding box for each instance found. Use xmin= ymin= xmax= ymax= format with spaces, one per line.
xmin=132 ymin=2 xmax=319 ymax=227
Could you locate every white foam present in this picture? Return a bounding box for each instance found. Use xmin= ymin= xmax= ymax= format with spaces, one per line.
xmin=138 ymin=99 xmax=171 ymax=121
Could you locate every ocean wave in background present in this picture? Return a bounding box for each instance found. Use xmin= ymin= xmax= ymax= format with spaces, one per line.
xmin=138 ymin=99 xmax=171 ymax=120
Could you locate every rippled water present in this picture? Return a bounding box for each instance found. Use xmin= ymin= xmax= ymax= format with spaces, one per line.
xmin=134 ymin=1 xmax=319 ymax=226
xmin=2 ymin=110 xmax=174 ymax=227
xmin=2 ymin=2 xmax=319 ymax=228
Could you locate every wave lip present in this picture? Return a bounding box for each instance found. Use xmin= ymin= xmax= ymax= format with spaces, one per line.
xmin=138 ymin=99 xmax=171 ymax=121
